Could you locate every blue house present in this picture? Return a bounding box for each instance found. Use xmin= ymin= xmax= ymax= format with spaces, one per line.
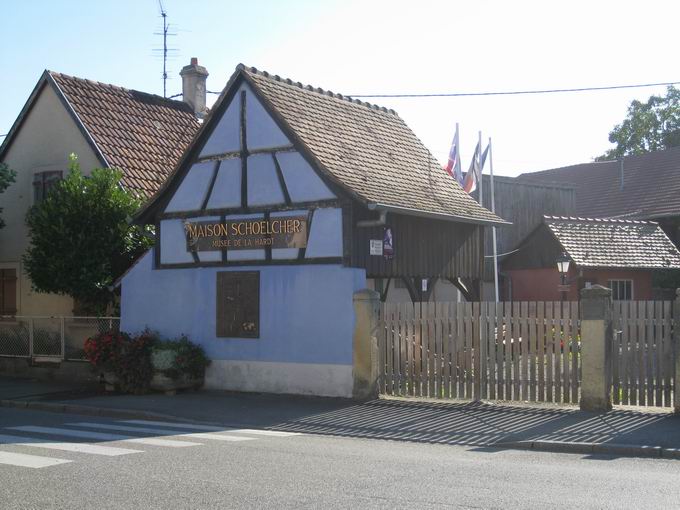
xmin=122 ymin=64 xmax=503 ymax=397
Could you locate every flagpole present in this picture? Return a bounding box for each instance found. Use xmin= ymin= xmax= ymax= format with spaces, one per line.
xmin=478 ymin=130 xmax=483 ymax=207
xmin=489 ymin=137 xmax=499 ymax=303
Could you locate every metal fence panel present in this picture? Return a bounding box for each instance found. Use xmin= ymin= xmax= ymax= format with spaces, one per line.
xmin=0 ymin=316 xmax=120 ymax=360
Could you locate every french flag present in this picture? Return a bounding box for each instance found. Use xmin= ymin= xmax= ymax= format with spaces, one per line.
xmin=444 ymin=124 xmax=464 ymax=186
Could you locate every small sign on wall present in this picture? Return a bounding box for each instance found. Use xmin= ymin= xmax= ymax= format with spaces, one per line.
xmin=369 ymin=239 xmax=383 ymax=256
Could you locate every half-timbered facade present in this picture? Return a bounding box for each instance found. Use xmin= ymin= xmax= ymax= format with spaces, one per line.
xmin=122 ymin=64 xmax=504 ymax=397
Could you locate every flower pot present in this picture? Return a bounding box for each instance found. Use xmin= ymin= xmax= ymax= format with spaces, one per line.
xmin=102 ymin=371 xmax=118 ymax=392
xmin=150 ymin=372 xmax=203 ymax=395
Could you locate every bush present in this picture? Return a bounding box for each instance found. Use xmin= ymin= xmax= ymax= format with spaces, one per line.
xmin=84 ymin=330 xmax=209 ymax=392
xmin=115 ymin=332 xmax=154 ymax=394
xmin=83 ymin=331 xmax=125 ymax=372
xmin=84 ymin=330 xmax=154 ymax=394
xmin=152 ymin=335 xmax=210 ymax=380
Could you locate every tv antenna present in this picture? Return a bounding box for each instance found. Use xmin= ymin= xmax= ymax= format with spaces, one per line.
xmin=153 ymin=0 xmax=179 ymax=98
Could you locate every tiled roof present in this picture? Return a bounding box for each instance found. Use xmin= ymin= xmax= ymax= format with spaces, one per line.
xmin=544 ymin=216 xmax=680 ymax=269
xmin=241 ymin=66 xmax=503 ymax=225
xmin=517 ymin=148 xmax=680 ymax=220
xmin=50 ymin=72 xmax=200 ymax=198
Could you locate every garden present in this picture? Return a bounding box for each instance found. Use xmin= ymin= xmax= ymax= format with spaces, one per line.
xmin=83 ymin=330 xmax=210 ymax=394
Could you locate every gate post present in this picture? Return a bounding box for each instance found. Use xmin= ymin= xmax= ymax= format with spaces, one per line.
xmin=673 ymin=289 xmax=680 ymax=414
xmin=352 ymin=289 xmax=381 ymax=400
xmin=580 ymin=285 xmax=613 ymax=412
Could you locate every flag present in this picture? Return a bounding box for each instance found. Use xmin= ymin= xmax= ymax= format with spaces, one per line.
xmin=463 ymin=142 xmax=481 ymax=193
xmin=462 ymin=141 xmax=490 ymax=194
xmin=444 ymin=125 xmax=464 ymax=186
xmin=480 ymin=142 xmax=490 ymax=170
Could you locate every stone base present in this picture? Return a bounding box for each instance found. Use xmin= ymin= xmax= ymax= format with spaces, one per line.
xmin=150 ymin=373 xmax=203 ymax=395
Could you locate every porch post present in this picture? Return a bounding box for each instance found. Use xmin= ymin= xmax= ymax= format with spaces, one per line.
xmin=579 ymin=285 xmax=613 ymax=412
xmin=673 ymin=289 xmax=680 ymax=414
xmin=352 ymin=289 xmax=381 ymax=399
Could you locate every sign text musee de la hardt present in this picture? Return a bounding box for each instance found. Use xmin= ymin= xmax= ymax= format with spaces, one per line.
xmin=184 ymin=216 xmax=308 ymax=252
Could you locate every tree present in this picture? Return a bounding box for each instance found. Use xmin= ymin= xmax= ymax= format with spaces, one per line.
xmin=598 ymin=86 xmax=680 ymax=161
xmin=23 ymin=155 xmax=153 ymax=314
xmin=0 ymin=163 xmax=17 ymax=229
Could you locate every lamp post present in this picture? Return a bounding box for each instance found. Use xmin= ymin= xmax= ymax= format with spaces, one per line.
xmin=556 ymin=252 xmax=571 ymax=302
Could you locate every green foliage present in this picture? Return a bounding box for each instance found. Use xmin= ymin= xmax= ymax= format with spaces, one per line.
xmin=0 ymin=162 xmax=17 ymax=229
xmin=152 ymin=335 xmax=211 ymax=380
xmin=598 ymin=86 xmax=680 ymax=161
xmin=115 ymin=333 xmax=154 ymax=394
xmin=23 ymin=155 xmax=153 ymax=314
xmin=84 ymin=330 xmax=209 ymax=393
xmin=84 ymin=330 xmax=154 ymax=394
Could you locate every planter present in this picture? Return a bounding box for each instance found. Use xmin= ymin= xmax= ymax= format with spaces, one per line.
xmin=150 ymin=372 xmax=203 ymax=395
xmin=102 ymin=370 xmax=118 ymax=392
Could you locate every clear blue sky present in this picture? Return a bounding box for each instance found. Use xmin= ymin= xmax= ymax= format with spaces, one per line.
xmin=3 ymin=0 xmax=679 ymax=176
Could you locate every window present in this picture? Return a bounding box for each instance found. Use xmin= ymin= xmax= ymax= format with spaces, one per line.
xmin=216 ymin=271 xmax=259 ymax=338
xmin=0 ymin=269 xmax=17 ymax=315
xmin=608 ymin=279 xmax=633 ymax=301
xmin=33 ymin=171 xmax=62 ymax=203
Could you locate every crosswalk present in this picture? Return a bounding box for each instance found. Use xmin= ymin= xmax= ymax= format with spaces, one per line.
xmin=0 ymin=419 xmax=301 ymax=469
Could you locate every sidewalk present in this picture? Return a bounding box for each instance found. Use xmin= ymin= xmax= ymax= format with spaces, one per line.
xmin=2 ymin=376 xmax=680 ymax=459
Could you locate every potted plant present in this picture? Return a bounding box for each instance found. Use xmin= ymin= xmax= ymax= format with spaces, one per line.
xmin=83 ymin=331 xmax=154 ymax=393
xmin=150 ymin=335 xmax=210 ymax=394
xmin=83 ymin=331 xmax=125 ymax=390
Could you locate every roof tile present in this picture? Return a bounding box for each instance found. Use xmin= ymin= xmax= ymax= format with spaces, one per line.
xmin=49 ymin=71 xmax=200 ymax=198
xmin=545 ymin=216 xmax=680 ymax=269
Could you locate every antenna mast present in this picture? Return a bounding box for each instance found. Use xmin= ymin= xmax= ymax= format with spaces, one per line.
xmin=154 ymin=0 xmax=178 ymax=98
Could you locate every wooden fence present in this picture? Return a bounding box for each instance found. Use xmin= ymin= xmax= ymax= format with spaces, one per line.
xmin=612 ymin=301 xmax=674 ymax=408
xmin=379 ymin=299 xmax=676 ymax=408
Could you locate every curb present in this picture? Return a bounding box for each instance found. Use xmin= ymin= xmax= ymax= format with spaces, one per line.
xmin=0 ymin=399 xmax=218 ymax=426
xmin=496 ymin=440 xmax=679 ymax=460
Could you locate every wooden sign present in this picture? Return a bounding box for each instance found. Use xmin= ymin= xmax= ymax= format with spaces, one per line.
xmin=184 ymin=216 xmax=307 ymax=252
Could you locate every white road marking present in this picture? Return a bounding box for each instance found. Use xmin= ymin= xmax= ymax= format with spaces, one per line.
xmin=6 ymin=426 xmax=201 ymax=448
xmin=0 ymin=433 xmax=143 ymax=456
xmin=66 ymin=422 xmax=254 ymax=442
xmin=0 ymin=451 xmax=71 ymax=469
xmin=121 ymin=420 xmax=301 ymax=437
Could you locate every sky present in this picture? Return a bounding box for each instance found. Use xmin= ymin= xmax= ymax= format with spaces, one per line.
xmin=2 ymin=0 xmax=679 ymax=177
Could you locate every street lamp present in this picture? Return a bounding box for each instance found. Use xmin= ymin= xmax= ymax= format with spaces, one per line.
xmin=556 ymin=252 xmax=571 ymax=301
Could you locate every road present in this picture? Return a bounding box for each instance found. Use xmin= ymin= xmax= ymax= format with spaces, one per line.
xmin=0 ymin=407 xmax=679 ymax=509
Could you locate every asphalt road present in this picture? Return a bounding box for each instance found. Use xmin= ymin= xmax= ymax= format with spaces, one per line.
xmin=1 ymin=408 xmax=679 ymax=509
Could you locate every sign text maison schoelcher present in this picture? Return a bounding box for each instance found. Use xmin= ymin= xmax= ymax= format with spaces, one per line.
xmin=184 ymin=216 xmax=308 ymax=252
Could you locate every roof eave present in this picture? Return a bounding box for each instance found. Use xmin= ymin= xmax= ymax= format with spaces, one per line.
xmin=0 ymin=71 xmax=51 ymax=162
xmin=367 ymin=202 xmax=511 ymax=227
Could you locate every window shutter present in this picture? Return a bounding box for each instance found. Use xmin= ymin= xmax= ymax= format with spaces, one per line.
xmin=0 ymin=269 xmax=17 ymax=315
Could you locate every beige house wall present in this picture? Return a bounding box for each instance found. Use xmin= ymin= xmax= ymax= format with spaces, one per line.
xmin=0 ymin=83 xmax=101 ymax=316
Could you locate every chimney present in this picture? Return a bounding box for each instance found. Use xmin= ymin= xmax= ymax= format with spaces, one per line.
xmin=180 ymin=57 xmax=209 ymax=118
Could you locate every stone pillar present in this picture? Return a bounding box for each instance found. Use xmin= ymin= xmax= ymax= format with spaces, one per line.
xmin=580 ymin=285 xmax=613 ymax=412
xmin=352 ymin=289 xmax=381 ymax=400
xmin=673 ymin=289 xmax=680 ymax=414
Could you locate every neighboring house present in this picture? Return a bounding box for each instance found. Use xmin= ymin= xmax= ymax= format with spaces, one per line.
xmin=517 ymin=148 xmax=680 ymax=248
xmin=472 ymin=174 xmax=575 ymax=299
xmin=501 ymin=216 xmax=680 ymax=301
xmin=0 ymin=61 xmax=204 ymax=316
xmin=121 ymin=64 xmax=505 ymax=396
